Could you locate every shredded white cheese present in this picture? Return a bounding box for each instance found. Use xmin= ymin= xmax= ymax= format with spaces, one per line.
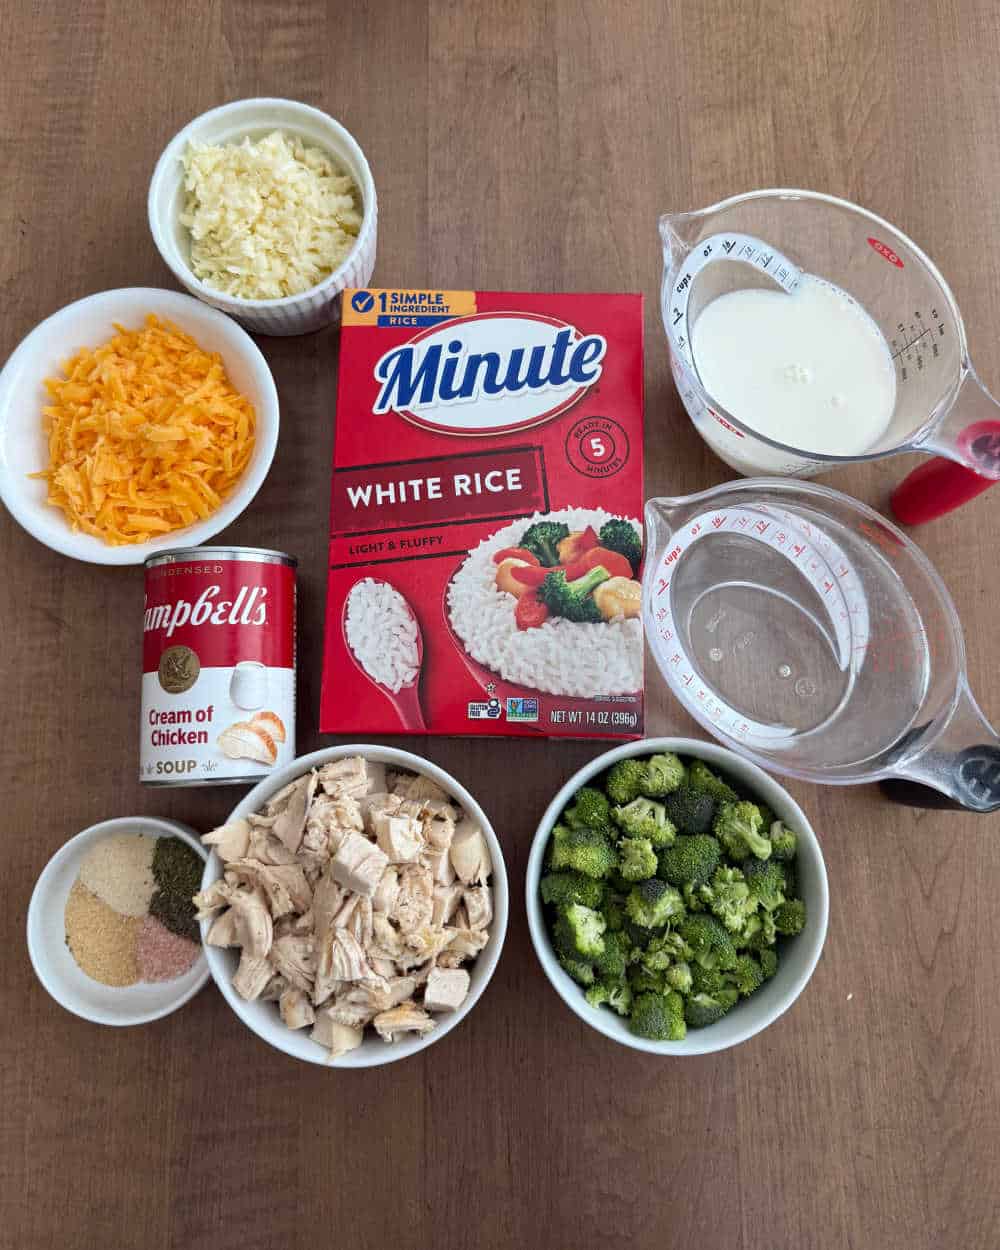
xmin=180 ymin=130 xmax=362 ymax=300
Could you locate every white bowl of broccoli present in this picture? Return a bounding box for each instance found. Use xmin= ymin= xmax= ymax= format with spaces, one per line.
xmin=526 ymin=739 xmax=828 ymax=1055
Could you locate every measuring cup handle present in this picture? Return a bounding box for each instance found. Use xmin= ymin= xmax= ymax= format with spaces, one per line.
xmin=881 ymin=687 xmax=1000 ymax=813
xmin=891 ymin=457 xmax=995 ymax=525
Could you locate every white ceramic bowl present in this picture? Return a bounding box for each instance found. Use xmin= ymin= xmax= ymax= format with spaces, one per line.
xmin=526 ymin=738 xmax=829 ymax=1055
xmin=0 ymin=287 xmax=279 ymax=565
xmin=201 ymin=745 xmax=509 ymax=1067
xmin=148 ymin=98 xmax=378 ymax=335
xmin=27 ymin=817 xmax=209 ymax=1026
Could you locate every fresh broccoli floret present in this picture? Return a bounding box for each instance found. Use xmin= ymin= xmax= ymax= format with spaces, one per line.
xmin=728 ymin=953 xmax=765 ymax=997
xmin=743 ymin=858 xmax=787 ymax=912
xmin=657 ymin=834 xmax=721 ymax=888
xmin=554 ymin=903 xmax=606 ymax=959
xmin=538 ymin=565 xmax=610 ymax=623
xmin=594 ymin=930 xmax=630 ymax=982
xmin=774 ymin=898 xmax=807 ymax=936
xmin=768 ymin=821 xmax=798 ymax=862
xmin=539 ymin=870 xmax=605 ymax=910
xmin=665 ymin=961 xmax=693 ymax=994
xmin=682 ymin=881 xmax=708 ymax=912
xmin=519 ymin=519 xmax=570 ymax=567
xmin=564 ymin=786 xmax=613 ymax=833
xmin=743 ymin=909 xmax=778 ymax=951
xmin=679 ymin=913 xmax=738 ymax=971
xmin=597 ymin=518 xmax=642 ymax=575
xmin=759 ymin=948 xmax=778 ymax=979
xmin=704 ymin=865 xmax=759 ymax=933
xmin=618 ymin=836 xmax=658 ymax=882
xmin=662 ymin=785 xmax=717 ymax=834
xmin=686 ymin=759 xmax=739 ymax=804
xmin=625 ymin=878 xmax=685 ymax=928
xmin=604 ymin=894 xmax=626 ymax=932
xmin=684 ymin=989 xmax=738 ymax=1029
xmin=640 ymin=753 xmax=686 ymax=797
xmin=714 ymin=800 xmax=772 ymax=861
xmin=611 ymin=797 xmax=677 ymax=847
xmin=587 ymin=979 xmax=633 ymax=1016
xmin=549 ymin=825 xmax=617 ymax=879
xmin=642 ymin=929 xmax=693 ymax=971
xmin=629 ymin=990 xmax=686 ymax=1041
xmin=605 ymin=758 xmax=649 ymax=805
xmin=628 ymin=964 xmax=667 ymax=995
xmin=689 ymin=962 xmax=727 ymax=996
xmin=557 ymin=954 xmax=595 ymax=986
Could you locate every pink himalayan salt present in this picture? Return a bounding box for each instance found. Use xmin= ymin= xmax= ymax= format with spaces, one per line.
xmin=136 ymin=915 xmax=200 ymax=982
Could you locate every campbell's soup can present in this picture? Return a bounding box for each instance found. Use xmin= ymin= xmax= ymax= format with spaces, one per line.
xmin=141 ymin=547 xmax=297 ymax=786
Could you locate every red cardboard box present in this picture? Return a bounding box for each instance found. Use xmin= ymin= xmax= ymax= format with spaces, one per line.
xmin=320 ymin=288 xmax=644 ymax=738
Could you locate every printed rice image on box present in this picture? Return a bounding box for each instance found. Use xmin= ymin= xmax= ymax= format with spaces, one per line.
xmin=321 ymin=288 xmax=644 ymax=739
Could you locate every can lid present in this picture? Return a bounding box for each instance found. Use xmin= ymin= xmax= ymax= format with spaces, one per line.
xmin=144 ymin=546 xmax=297 ymax=569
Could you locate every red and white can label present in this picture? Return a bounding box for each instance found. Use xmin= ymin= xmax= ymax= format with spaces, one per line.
xmin=140 ymin=553 xmax=296 ymax=786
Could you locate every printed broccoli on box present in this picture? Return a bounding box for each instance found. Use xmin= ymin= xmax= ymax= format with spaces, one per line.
xmin=321 ymin=289 xmax=644 ymax=738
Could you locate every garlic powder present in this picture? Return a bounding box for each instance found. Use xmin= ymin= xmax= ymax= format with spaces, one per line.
xmin=180 ymin=130 xmax=362 ymax=300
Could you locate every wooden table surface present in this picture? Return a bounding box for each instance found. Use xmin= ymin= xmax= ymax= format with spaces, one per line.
xmin=3 ymin=2 xmax=1000 ymax=1247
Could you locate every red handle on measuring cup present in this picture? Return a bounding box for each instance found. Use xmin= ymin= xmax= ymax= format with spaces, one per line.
xmin=890 ymin=457 xmax=996 ymax=525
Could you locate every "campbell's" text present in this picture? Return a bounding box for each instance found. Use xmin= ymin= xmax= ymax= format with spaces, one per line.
xmin=143 ymin=585 xmax=268 ymax=638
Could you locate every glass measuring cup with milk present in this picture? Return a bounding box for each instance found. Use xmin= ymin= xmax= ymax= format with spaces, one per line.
xmin=660 ymin=190 xmax=1000 ymax=519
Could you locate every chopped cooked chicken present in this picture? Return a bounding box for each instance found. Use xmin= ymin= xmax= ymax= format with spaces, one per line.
xmin=210 ymin=759 xmax=493 ymax=1058
xmin=233 ymin=952 xmax=273 ymax=1001
xmin=423 ymin=967 xmax=471 ymax=1013
xmin=449 ymin=818 xmax=492 ymax=885
xmin=192 ymin=878 xmax=237 ymax=921
xmin=317 ymin=756 xmax=369 ymax=798
xmin=311 ymin=1009 xmax=364 ymax=1057
xmin=205 ymin=908 xmax=241 ymax=947
xmin=447 ymin=927 xmax=490 ymax=959
xmin=259 ymin=973 xmax=289 ymax=1002
xmin=201 ymin=817 xmax=251 ymax=863
xmin=372 ymin=866 xmax=400 ymax=914
xmin=325 ymin=928 xmax=372 ymax=982
xmin=422 ymin=846 xmax=456 ymax=887
xmin=431 ymin=883 xmax=464 ymax=926
xmin=392 ymin=773 xmax=449 ymax=802
xmin=330 ymin=832 xmax=389 ymax=898
xmin=279 ymin=986 xmax=316 ymax=1030
xmin=392 ymin=864 xmax=434 ymax=934
xmin=463 ymin=885 xmax=493 ymax=931
xmin=270 ymin=934 xmax=315 ymax=990
xmin=373 ymin=1002 xmax=435 ymax=1043
xmin=271 ymin=772 xmax=316 ymax=853
xmin=373 ymin=812 xmax=424 ymax=863
xmin=227 ymin=859 xmax=311 ymax=918
xmin=229 ymin=888 xmax=273 ymax=958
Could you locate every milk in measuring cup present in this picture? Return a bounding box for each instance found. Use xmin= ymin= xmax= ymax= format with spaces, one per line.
xmin=691 ymin=275 xmax=896 ymax=457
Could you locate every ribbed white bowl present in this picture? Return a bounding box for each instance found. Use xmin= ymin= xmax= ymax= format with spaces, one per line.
xmin=148 ymin=98 xmax=377 ymax=335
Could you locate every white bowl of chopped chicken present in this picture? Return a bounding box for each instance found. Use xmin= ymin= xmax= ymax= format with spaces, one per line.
xmin=197 ymin=746 xmax=508 ymax=1066
xmin=148 ymin=98 xmax=377 ymax=335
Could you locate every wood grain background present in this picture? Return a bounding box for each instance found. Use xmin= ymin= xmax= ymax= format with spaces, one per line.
xmin=2 ymin=2 xmax=999 ymax=1248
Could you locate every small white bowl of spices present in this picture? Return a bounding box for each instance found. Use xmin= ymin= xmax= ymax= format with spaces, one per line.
xmin=148 ymin=98 xmax=378 ymax=335
xmin=27 ymin=817 xmax=209 ymax=1026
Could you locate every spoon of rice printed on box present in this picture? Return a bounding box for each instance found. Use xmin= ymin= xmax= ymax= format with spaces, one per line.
xmin=342 ymin=578 xmax=426 ymax=730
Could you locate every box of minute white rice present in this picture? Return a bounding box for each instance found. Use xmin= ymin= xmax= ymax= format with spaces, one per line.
xmin=320 ymin=288 xmax=644 ymax=738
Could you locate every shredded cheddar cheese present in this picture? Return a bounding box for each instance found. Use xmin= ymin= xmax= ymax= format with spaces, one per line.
xmin=32 ymin=315 xmax=256 ymax=545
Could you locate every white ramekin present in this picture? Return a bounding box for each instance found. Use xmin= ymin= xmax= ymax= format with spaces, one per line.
xmin=27 ymin=817 xmax=210 ymax=1026
xmin=201 ymin=745 xmax=509 ymax=1068
xmin=526 ymin=738 xmax=829 ymax=1056
xmin=148 ymin=98 xmax=377 ymax=336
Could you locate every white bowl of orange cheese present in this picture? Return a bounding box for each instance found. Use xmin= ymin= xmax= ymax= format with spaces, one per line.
xmin=0 ymin=287 xmax=278 ymax=564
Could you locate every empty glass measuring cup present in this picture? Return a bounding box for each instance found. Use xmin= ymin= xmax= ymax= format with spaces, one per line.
xmin=643 ymin=479 xmax=1000 ymax=812
xmin=660 ymin=190 xmax=1000 ymax=520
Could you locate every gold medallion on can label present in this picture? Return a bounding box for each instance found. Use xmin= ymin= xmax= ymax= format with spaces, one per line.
xmin=158 ymin=645 xmax=201 ymax=693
